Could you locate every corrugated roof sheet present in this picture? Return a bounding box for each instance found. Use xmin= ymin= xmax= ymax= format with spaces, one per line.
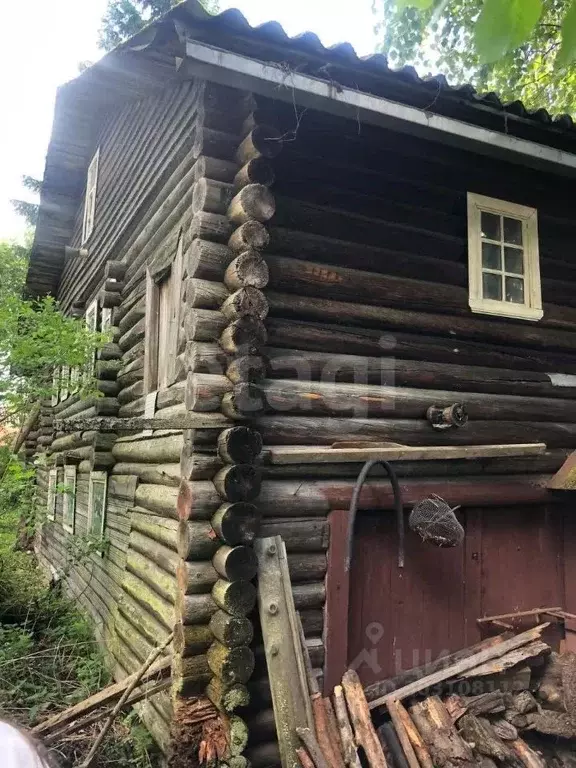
xmin=28 ymin=0 xmax=576 ymax=297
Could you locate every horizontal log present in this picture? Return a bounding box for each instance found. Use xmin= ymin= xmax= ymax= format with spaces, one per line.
xmin=112 ymin=463 xmax=181 ymax=487
xmin=122 ymin=570 xmax=174 ymax=629
xmin=211 ymin=502 xmax=261 ymax=546
xmin=183 ymin=308 xmax=227 ymax=343
xmin=257 ymin=475 xmax=553 ymax=515
xmin=220 ymin=316 xmax=267 ymax=355
xmin=225 ymin=251 xmax=270 ymax=291
xmin=185 ymin=239 xmax=234 ymax=281
xmin=177 ymin=559 xmax=218 ymax=595
xmin=228 ymin=184 xmax=275 ymax=225
xmin=210 ymin=610 xmax=254 ymax=648
xmin=125 ymin=549 xmax=176 ymax=603
xmin=207 ymin=641 xmax=255 ymax=685
xmin=193 ymin=154 xmax=238 ymax=183
xmin=180 ymin=451 xmax=223 ymax=481
xmin=256 ymin=378 xmax=576 ymax=422
xmin=228 ymin=220 xmax=269 ymax=252
xmin=173 ymin=622 xmax=213 ymax=657
xmin=212 ymin=545 xmax=258 ymax=581
xmin=267 ymin=317 xmax=576 ymax=375
xmin=222 ymin=287 xmax=269 ymax=322
xmin=189 ymin=211 xmax=233 ymax=243
xmin=265 ymin=347 xmax=576 ymax=400
xmin=217 ymin=426 xmax=263 ymax=464
xmin=213 ymin=465 xmax=262 ymax=502
xmin=258 ymin=519 xmax=329 ymax=552
xmin=178 ymin=520 xmax=220 ymax=560
xmin=256 ymin=415 xmax=576 ymax=448
xmin=206 ymin=677 xmax=250 ymax=713
xmin=57 ymin=414 xmax=231 ymax=431
xmin=134 ymin=484 xmax=178 ymax=518
xmin=177 ymin=342 xmax=228 ymax=378
xmin=177 ymin=480 xmax=221 ymax=520
xmin=186 ymin=373 xmax=233 ymax=412
xmin=171 ymin=653 xmax=211 ymax=694
xmin=212 ymin=578 xmax=257 ymax=616
xmin=184 ymin=278 xmax=229 ymax=309
xmin=236 ymin=126 xmax=283 ymax=164
xmin=288 ymin=556 xmax=327 ymax=584
xmin=118 ymin=298 xmax=145 ymax=336
xmin=177 ymin=591 xmax=217 ymax=626
xmin=129 ymin=530 xmax=179 ymax=575
xmin=113 ymin=433 xmax=183 ymax=463
xmin=192 ymin=177 xmax=234 ymax=215
xmin=119 ymin=317 xmax=145 ymax=352
xmin=130 ymin=512 xmax=179 ymax=551
xmin=234 ymin=157 xmax=275 ymax=189
xmin=265 ymin=255 xmax=576 ymax=333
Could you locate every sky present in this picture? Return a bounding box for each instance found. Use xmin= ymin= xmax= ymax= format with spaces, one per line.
xmin=0 ymin=0 xmax=381 ymax=242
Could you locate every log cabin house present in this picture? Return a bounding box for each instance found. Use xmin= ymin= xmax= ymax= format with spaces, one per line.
xmin=26 ymin=1 xmax=576 ymax=764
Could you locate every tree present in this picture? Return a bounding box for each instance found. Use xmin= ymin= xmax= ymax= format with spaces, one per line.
xmin=11 ymin=176 xmax=42 ymax=229
xmin=0 ymin=241 xmax=105 ymax=427
xmin=99 ymin=0 xmax=220 ymax=52
xmin=381 ymin=0 xmax=576 ymax=115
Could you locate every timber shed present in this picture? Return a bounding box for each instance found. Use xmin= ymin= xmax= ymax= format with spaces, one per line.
xmin=26 ymin=2 xmax=576 ymax=764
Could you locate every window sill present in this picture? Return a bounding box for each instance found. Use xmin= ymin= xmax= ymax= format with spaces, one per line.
xmin=469 ymin=298 xmax=543 ymax=322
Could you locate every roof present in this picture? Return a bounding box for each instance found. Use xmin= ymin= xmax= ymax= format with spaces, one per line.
xmin=28 ymin=0 xmax=576 ymax=298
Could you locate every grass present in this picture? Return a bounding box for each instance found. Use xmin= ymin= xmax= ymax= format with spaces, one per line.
xmin=0 ymin=455 xmax=161 ymax=767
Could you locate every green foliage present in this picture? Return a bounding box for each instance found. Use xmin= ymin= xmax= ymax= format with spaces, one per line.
xmin=382 ymin=0 xmax=576 ymax=115
xmin=11 ymin=175 xmax=42 ymax=228
xmin=99 ymin=0 xmax=220 ymax=51
xmin=0 ymin=240 xmax=106 ymax=424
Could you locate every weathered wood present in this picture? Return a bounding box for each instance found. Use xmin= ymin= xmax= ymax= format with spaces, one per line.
xmin=227 ymin=355 xmax=267 ymax=384
xmin=228 ymin=220 xmax=269 ymax=252
xmin=177 ymin=479 xmax=221 ymax=520
xmin=206 ymin=676 xmax=250 ymax=713
xmin=237 ymin=126 xmax=282 ymax=164
xmin=185 ymin=373 xmax=233 ymax=412
xmin=177 ymin=559 xmax=218 ymax=595
xmin=213 ymin=465 xmax=262 ymax=502
xmin=228 ymin=184 xmax=276 ymax=225
xmin=370 ymin=624 xmax=549 ymax=708
xmin=217 ymin=426 xmax=263 ymax=464
xmin=184 ymin=278 xmax=229 ymax=309
xmin=112 ymin=462 xmax=181 ymax=487
xmin=192 ymin=177 xmax=233 ymax=215
xmin=222 ymin=287 xmax=269 ymax=322
xmin=222 ymin=384 xmax=266 ymax=419
xmin=509 ymin=739 xmax=546 ymax=768
xmin=342 ymin=669 xmax=387 ymax=768
xmin=212 ymin=578 xmax=257 ymax=616
xmin=57 ymin=414 xmax=230 ymax=432
xmin=185 ymin=238 xmax=234 ymax=280
xmin=220 ymin=316 xmax=267 ymax=354
xmin=409 ymin=697 xmax=475 ymax=768
xmin=189 ymin=211 xmax=233 ymax=243
xmin=209 ymin=610 xmax=254 ymax=648
xmin=457 ymin=715 xmax=521 ymax=765
xmin=256 ymin=536 xmax=315 ymax=768
xmin=296 ymin=728 xmax=330 ymax=768
xmin=178 ymin=520 xmax=219 ymax=560
xmin=173 ymin=622 xmax=213 ymax=656
xmin=211 ymin=502 xmax=261 ymax=546
xmin=234 ymin=157 xmax=275 ymax=190
xmin=266 ymin=443 xmax=546 ymax=466
xmin=212 ymin=544 xmax=258 ymax=581
xmin=225 ymin=252 xmax=270 ymax=290
xmin=460 ymin=640 xmax=550 ymax=678
xmin=184 ymin=308 xmax=227 ymax=342
xmin=387 ymin=700 xmax=422 ymax=768
xmin=177 ymin=591 xmax=217 ymax=626
xmin=177 ymin=342 xmax=227 ymax=377
xmin=333 ymin=685 xmax=362 ymax=768
xmin=134 ymin=484 xmax=178 ymax=518
xmin=180 ymin=451 xmax=223 ymax=481
xmin=207 ymin=641 xmax=255 ymax=685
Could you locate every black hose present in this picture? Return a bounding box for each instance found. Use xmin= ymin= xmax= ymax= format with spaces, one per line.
xmin=344 ymin=459 xmax=405 ymax=572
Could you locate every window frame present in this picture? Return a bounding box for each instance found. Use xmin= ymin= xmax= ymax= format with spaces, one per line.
xmin=88 ymin=471 xmax=108 ymax=553
xmin=144 ymin=235 xmax=184 ymax=394
xmin=82 ymin=148 xmax=100 ymax=245
xmin=467 ymin=192 xmax=543 ymax=322
xmin=62 ymin=464 xmax=77 ymax=534
xmin=47 ymin=468 xmax=58 ymax=522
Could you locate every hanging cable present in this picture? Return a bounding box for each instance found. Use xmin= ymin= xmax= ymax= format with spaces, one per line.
xmin=345 ymin=459 xmax=405 ymax=572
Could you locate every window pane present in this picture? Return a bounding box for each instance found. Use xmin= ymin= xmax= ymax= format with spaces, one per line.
xmin=504 ymin=247 xmax=524 ymax=275
xmin=482 ymin=242 xmax=501 ymax=270
xmin=482 ymin=272 xmax=502 ymax=301
xmin=91 ymin=481 xmax=106 ymax=536
xmin=481 ymin=212 xmax=501 ymax=241
xmin=505 ymin=276 xmax=525 ymax=304
xmin=503 ymin=217 xmax=523 ymax=246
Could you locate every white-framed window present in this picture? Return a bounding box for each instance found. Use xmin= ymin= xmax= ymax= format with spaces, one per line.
xmin=88 ymin=471 xmax=107 ymax=552
xmin=62 ymin=465 xmax=77 ymax=534
xmin=82 ymin=148 xmax=99 ymax=245
xmin=47 ymin=468 xmax=58 ymax=521
xmin=144 ymin=235 xmax=184 ymax=393
xmin=467 ymin=193 xmax=542 ymax=321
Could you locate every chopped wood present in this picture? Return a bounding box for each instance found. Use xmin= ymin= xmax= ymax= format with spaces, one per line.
xmin=387 ymin=699 xmax=429 ymax=768
xmin=509 ymin=739 xmax=546 ymax=768
xmin=510 ymin=691 xmax=538 ymax=715
xmin=409 ymin=697 xmax=475 ymax=768
xmin=460 ymin=640 xmax=550 ymax=679
xmin=492 ymin=719 xmax=518 ymax=740
xmin=296 ymin=747 xmax=316 ymax=768
xmin=333 ymin=685 xmax=362 ymax=768
xmin=457 ymin=715 xmax=522 ymax=766
xmin=477 ymin=607 xmax=562 ymax=624
xmin=296 ymin=727 xmax=330 ymax=768
xmin=525 ymin=710 xmax=576 ymax=738
xmin=369 ymin=624 xmax=550 ymax=709
xmin=266 ymin=443 xmax=546 ymax=465
xmin=342 ymin=669 xmax=388 ymax=768
xmin=324 ymin=697 xmax=346 ymax=768
xmin=32 ymin=657 xmax=171 ymax=735
xmin=444 ymin=694 xmax=468 ymax=723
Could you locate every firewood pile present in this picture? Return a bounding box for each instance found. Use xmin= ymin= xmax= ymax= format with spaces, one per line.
xmin=297 ymin=621 xmax=576 ymax=768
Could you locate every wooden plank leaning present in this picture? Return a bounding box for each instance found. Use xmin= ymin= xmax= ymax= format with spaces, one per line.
xmin=255 ymin=536 xmax=314 ymax=768
xmin=369 ymin=623 xmax=550 ymax=710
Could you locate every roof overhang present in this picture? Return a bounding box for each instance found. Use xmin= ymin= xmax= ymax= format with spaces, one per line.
xmin=183 ymin=39 xmax=576 ymax=178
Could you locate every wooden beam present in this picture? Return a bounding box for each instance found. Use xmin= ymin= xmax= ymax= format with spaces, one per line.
xmin=54 ymin=414 xmax=231 ymax=432
xmin=368 ymin=623 xmax=550 ymax=709
xmin=264 ymin=443 xmax=547 ymax=466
